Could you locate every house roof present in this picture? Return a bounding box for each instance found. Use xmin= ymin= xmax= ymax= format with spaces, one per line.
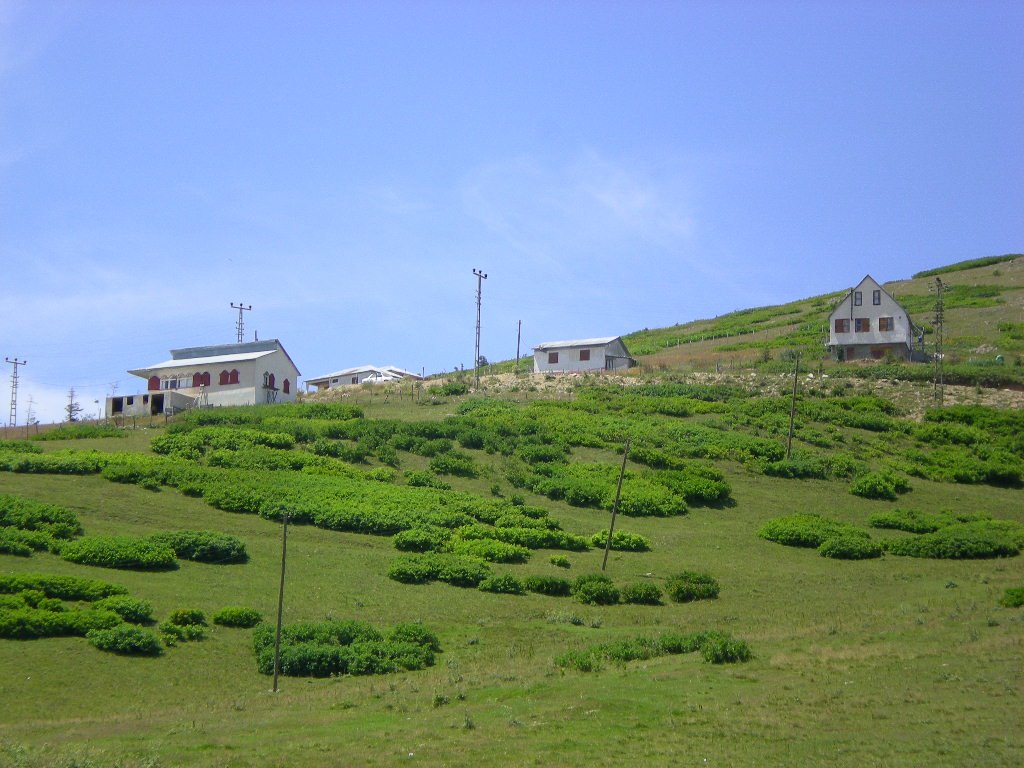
xmin=128 ymin=350 xmax=276 ymax=376
xmin=306 ymin=365 xmax=421 ymax=383
xmin=533 ymin=336 xmax=622 ymax=351
xmin=128 ymin=339 xmax=301 ymax=378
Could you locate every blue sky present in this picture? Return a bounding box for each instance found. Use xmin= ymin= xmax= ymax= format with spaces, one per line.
xmin=1 ymin=1 xmax=1022 ymax=423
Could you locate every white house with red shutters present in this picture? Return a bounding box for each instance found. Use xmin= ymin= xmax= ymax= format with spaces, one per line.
xmin=827 ymin=275 xmax=922 ymax=362
xmin=106 ymin=339 xmax=301 ymax=418
xmin=532 ymin=336 xmax=635 ymax=373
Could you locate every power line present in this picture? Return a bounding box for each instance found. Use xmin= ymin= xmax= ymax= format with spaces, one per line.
xmin=5 ymin=357 xmax=27 ymax=427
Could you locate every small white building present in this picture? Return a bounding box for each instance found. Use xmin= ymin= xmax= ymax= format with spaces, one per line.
xmin=827 ymin=275 xmax=921 ymax=362
xmin=107 ymin=339 xmax=301 ymax=417
xmin=533 ymin=336 xmax=635 ymax=374
xmin=305 ymin=365 xmax=422 ymax=392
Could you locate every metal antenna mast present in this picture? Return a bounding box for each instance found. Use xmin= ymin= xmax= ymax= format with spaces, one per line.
xmin=472 ymin=269 xmax=488 ymax=387
xmin=933 ymin=278 xmax=945 ymax=406
xmin=231 ymin=302 xmax=252 ymax=343
xmin=5 ymin=357 xmax=27 ymax=427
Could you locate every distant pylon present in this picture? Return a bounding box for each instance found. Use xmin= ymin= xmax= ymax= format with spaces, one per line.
xmin=5 ymin=357 xmax=27 ymax=427
xmin=231 ymin=302 xmax=252 ymax=343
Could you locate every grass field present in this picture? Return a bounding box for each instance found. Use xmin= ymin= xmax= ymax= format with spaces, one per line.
xmin=1 ymin=350 xmax=1023 ymax=766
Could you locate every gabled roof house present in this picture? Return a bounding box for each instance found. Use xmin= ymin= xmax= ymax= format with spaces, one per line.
xmin=305 ymin=365 xmax=422 ymax=392
xmin=107 ymin=339 xmax=300 ymax=418
xmin=827 ymin=275 xmax=921 ymax=362
xmin=533 ymin=336 xmax=635 ymax=373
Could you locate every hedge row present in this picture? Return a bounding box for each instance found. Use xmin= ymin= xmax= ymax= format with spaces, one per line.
xmin=555 ymin=629 xmax=752 ymax=671
xmin=758 ymin=514 xmax=883 ymax=560
xmin=252 ymin=619 xmax=440 ymax=677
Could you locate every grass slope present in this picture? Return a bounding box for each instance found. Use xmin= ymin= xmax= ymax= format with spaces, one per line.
xmin=0 ymin=379 xmax=1022 ymax=768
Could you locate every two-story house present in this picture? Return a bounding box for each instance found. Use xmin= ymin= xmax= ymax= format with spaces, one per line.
xmin=827 ymin=275 xmax=918 ymax=361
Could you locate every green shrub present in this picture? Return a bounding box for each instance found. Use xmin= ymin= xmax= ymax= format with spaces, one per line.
xmin=253 ymin=618 xmax=441 ymax=677
xmin=522 ymin=575 xmax=572 ymax=597
xmin=849 ymin=470 xmax=911 ymax=500
xmin=213 ymin=606 xmax=264 ymax=628
xmin=59 ymin=536 xmax=178 ymax=571
xmin=160 ymin=621 xmax=207 ymax=644
xmin=665 ymin=571 xmax=720 ymax=603
xmin=433 ymin=554 xmax=491 ymax=587
xmin=699 ymin=631 xmax=753 ymax=663
xmin=868 ymin=508 xmax=991 ymax=534
xmin=758 ymin=514 xmax=862 ymax=548
xmin=87 ymin=625 xmax=163 ymax=655
xmin=478 ymin=574 xmax=526 ymax=595
xmin=817 ymin=534 xmax=883 ymax=560
xmin=0 ymin=573 xmax=128 ymax=601
xmin=0 ymin=494 xmax=82 ymax=539
xmin=0 ymin=530 xmax=33 ymax=556
xmin=93 ymin=596 xmax=154 ymax=624
xmin=388 ymin=623 xmax=441 ymax=652
xmin=448 ymin=537 xmax=531 ymax=564
xmin=147 ymin=530 xmax=248 ymax=564
xmin=620 ymin=582 xmax=663 ymax=605
xmin=388 ymin=555 xmax=438 ymax=584
xmin=0 ymin=606 xmax=121 ymax=639
xmin=999 ymin=587 xmax=1024 ymax=608
xmin=166 ymin=608 xmax=207 ymax=626
xmin=571 ymin=574 xmax=620 ymax=605
xmin=428 ymin=451 xmax=478 ymax=478
xmin=393 ymin=526 xmax=451 ymax=553
xmin=590 ymin=530 xmax=651 ymax=552
xmin=550 ymin=555 xmax=571 ymax=568
xmin=883 ymin=520 xmax=1024 ymax=559
xmin=403 ymin=470 xmax=452 ymax=490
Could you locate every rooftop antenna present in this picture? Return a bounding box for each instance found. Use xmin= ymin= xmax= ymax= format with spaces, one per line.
xmin=5 ymin=357 xmax=27 ymax=427
xmin=473 ymin=269 xmax=488 ymax=388
xmin=231 ymin=302 xmax=252 ymax=344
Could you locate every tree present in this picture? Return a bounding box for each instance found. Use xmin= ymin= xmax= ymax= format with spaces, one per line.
xmin=65 ymin=388 xmax=83 ymax=422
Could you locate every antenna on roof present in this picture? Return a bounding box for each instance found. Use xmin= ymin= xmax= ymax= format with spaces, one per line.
xmin=231 ymin=302 xmax=252 ymax=343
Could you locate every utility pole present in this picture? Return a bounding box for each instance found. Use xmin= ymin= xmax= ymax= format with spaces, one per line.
xmin=5 ymin=357 xmax=26 ymax=428
xmin=515 ymin=319 xmax=522 ymax=374
xmin=272 ymin=512 xmax=290 ymax=693
xmin=786 ymin=353 xmax=800 ymax=459
xmin=231 ymin=302 xmax=252 ymax=344
xmin=472 ymin=269 xmax=487 ymax=388
xmin=602 ymin=439 xmax=631 ymax=572
xmin=933 ymin=278 xmax=945 ymax=406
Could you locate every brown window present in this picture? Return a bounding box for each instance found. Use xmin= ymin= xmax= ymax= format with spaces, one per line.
xmin=219 ymin=370 xmax=230 ymax=385
xmin=834 ymin=319 xmax=850 ymax=334
xmin=229 ymin=369 xmax=240 ymax=384
xmin=853 ymin=291 xmax=862 ymax=306
xmin=873 ymin=290 xmax=881 ymax=306
xmin=855 ymin=318 xmax=870 ymax=332
xmin=192 ymin=373 xmax=204 ymax=388
xmin=548 ymin=352 xmax=559 ymax=364
xmin=871 ymin=348 xmax=885 ymax=359
xmin=579 ymin=349 xmax=590 ymax=361
xmin=148 ymin=375 xmax=160 ymax=391
xmin=878 ymin=317 xmax=894 ymax=331
xmin=351 ymin=376 xmax=359 ymax=384
xmin=201 ymin=372 xmax=211 ymax=386
xmin=283 ymin=379 xmax=290 ymax=394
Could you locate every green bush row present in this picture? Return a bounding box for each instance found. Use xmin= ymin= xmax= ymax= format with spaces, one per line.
xmin=555 ymin=629 xmax=752 ymax=671
xmin=252 ymin=619 xmax=440 ymax=677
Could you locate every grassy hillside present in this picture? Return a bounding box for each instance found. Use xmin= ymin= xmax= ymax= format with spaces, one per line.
xmin=1 ymin=377 xmax=1022 ymax=767
xmin=624 ymin=253 xmax=1024 ymax=378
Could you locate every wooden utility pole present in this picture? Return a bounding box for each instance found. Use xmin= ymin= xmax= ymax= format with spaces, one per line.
xmin=272 ymin=513 xmax=290 ymax=693
xmin=786 ymin=354 xmax=800 ymax=459
xmin=602 ymin=439 xmax=631 ymax=571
